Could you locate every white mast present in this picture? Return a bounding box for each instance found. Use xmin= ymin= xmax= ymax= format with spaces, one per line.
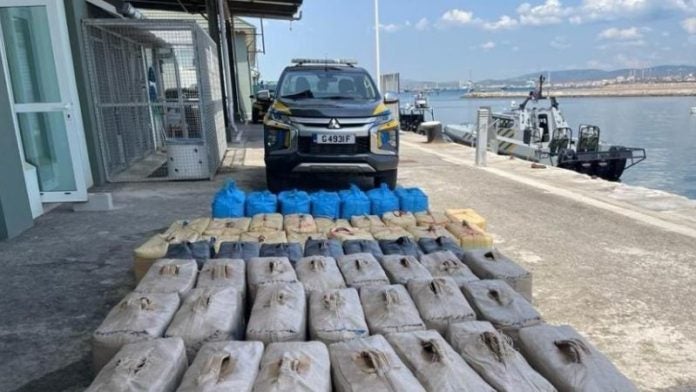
xmin=374 ymin=0 xmax=381 ymax=92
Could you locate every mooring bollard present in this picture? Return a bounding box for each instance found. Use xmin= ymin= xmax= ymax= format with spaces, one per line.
xmin=420 ymin=121 xmax=444 ymax=143
xmin=476 ymin=108 xmax=491 ymax=166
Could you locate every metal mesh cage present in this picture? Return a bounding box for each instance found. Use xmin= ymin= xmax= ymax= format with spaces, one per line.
xmin=83 ymin=19 xmax=226 ymax=181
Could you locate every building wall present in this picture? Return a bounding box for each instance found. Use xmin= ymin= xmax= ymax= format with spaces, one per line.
xmin=233 ymin=32 xmax=252 ymax=121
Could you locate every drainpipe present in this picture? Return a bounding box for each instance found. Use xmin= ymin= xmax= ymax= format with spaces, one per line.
xmin=217 ymin=0 xmax=238 ymax=137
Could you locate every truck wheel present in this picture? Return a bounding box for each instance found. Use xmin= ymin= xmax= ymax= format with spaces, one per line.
xmin=252 ymin=108 xmax=260 ymax=124
xmin=374 ymin=170 xmax=397 ymax=189
xmin=266 ymin=170 xmax=287 ymax=193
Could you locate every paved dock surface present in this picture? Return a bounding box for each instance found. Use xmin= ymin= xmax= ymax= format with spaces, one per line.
xmin=1 ymin=125 xmax=695 ymax=391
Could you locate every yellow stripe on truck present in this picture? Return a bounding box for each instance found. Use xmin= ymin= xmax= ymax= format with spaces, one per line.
xmin=372 ymin=102 xmax=388 ymax=115
xmin=271 ymin=100 xmax=291 ymax=114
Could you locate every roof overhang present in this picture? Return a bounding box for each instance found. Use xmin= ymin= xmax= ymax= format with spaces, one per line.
xmin=124 ymin=0 xmax=303 ymax=20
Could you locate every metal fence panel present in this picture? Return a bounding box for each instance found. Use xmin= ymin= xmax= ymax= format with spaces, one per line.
xmin=83 ymin=19 xmax=226 ymax=182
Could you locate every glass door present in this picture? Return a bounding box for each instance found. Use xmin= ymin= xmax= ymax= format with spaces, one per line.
xmin=0 ymin=0 xmax=87 ymax=202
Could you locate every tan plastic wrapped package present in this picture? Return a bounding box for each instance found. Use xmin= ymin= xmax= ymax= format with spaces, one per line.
xmin=176 ymin=341 xmax=264 ymax=392
xmin=86 ymin=337 xmax=187 ymax=392
xmin=246 ymin=282 xmax=307 ymax=344
xmin=406 ymin=277 xmax=476 ymax=335
xmin=286 ymin=232 xmax=327 ymax=249
xmin=407 ymin=225 xmax=456 ymax=241
xmin=518 ymin=324 xmax=638 ymax=392
xmin=445 ymin=221 xmax=493 ymax=250
xmin=253 ymin=341 xmax=332 ymax=392
xmin=328 ymin=227 xmax=374 ymax=242
xmin=165 ymin=287 xmax=244 ymax=360
xmin=419 ymin=251 xmax=479 ymax=288
xmin=240 ymin=231 xmax=287 ymax=245
xmin=165 ymin=218 xmax=212 ymax=236
xmin=385 ymin=330 xmax=495 ymax=392
xmin=379 ymin=255 xmax=431 ymax=285
xmin=309 ymin=288 xmax=369 ymax=344
xmin=249 ymin=213 xmax=284 ymax=232
xmin=196 ymin=259 xmax=246 ymax=304
xmin=92 ymin=292 xmax=181 ymax=372
xmin=370 ymin=226 xmax=414 ymax=241
xmin=337 ymin=253 xmax=389 ymax=289
xmin=284 ymin=214 xmax=318 ymax=234
xmin=134 ymin=259 xmax=198 ymax=298
xmin=246 ymin=257 xmax=298 ymax=302
xmin=315 ymin=218 xmax=352 ymax=234
xmin=382 ymin=211 xmax=417 ymax=228
xmin=295 ymin=256 xmax=346 ymax=294
xmin=203 ymin=218 xmax=251 ymax=236
xmin=350 ymin=215 xmax=386 ymax=230
xmin=414 ymin=211 xmax=449 ymax=227
xmin=447 ymin=321 xmax=556 ymax=392
xmin=445 ymin=208 xmax=487 ymax=230
xmin=133 ymin=232 xmax=198 ymax=282
xmin=461 ymin=279 xmax=543 ymax=343
xmin=359 ymin=284 xmax=425 ymax=335
xmin=329 ymin=334 xmax=426 ymax=392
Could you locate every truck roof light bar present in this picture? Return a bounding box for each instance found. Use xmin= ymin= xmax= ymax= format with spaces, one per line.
xmin=291 ymin=58 xmax=357 ymax=66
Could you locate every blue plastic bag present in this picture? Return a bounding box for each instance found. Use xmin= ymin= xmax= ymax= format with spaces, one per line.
xmin=311 ymin=190 xmax=341 ymax=219
xmin=278 ymin=189 xmax=311 ymax=214
xmin=367 ymin=184 xmax=399 ymax=216
xmin=339 ymin=184 xmax=370 ymax=219
xmin=395 ymin=187 xmax=429 ymax=213
xmin=246 ymin=190 xmax=278 ymax=216
xmin=211 ymin=181 xmax=246 ymax=218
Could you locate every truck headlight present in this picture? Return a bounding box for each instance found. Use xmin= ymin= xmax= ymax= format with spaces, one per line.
xmin=264 ymin=108 xmax=295 ymax=151
xmin=371 ymin=111 xmax=399 ymax=154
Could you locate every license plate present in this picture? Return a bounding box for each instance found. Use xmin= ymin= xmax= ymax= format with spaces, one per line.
xmin=315 ymin=134 xmax=355 ymax=144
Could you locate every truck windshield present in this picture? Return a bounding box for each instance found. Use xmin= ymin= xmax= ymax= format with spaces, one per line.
xmin=278 ymin=69 xmax=379 ymax=100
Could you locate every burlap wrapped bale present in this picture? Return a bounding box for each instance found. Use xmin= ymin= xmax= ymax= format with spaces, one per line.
xmin=284 ymin=213 xmax=318 ymax=234
xmin=407 ymin=225 xmax=456 ymax=241
xmin=328 ymin=227 xmax=374 ymax=242
xmin=518 ymin=324 xmax=638 ymax=392
xmin=249 ymin=213 xmax=284 ymax=232
xmin=350 ymin=214 xmax=386 ymax=230
xmin=406 ymin=277 xmax=476 ymax=335
xmin=165 ymin=287 xmax=244 ymax=360
xmin=379 ymin=255 xmax=431 ymax=285
xmin=445 ymin=221 xmax=493 ymax=250
xmin=287 ymin=232 xmax=327 ymax=249
xmin=295 ymin=256 xmax=346 ymax=295
xmin=216 ymin=241 xmax=260 ymax=261
xmin=417 ymin=237 xmax=465 ymax=260
xmin=461 ymin=279 xmax=543 ymax=344
xmin=304 ymin=239 xmax=345 ymax=259
xmin=386 ymin=330 xmax=495 ymax=392
xmin=382 ymin=211 xmax=417 ymax=228
xmin=315 ymin=218 xmax=352 ymax=234
xmin=86 ymin=337 xmax=187 ymax=392
xmin=196 ymin=259 xmax=246 ymax=305
xmin=240 ymin=231 xmax=287 ymax=245
xmin=246 ymin=257 xmax=298 ymax=302
xmin=462 ymin=248 xmax=533 ymax=302
xmin=204 ymin=218 xmax=251 ymax=237
xmin=309 ymin=288 xmax=368 ymax=344
xmin=379 ymin=237 xmax=422 ymax=258
xmin=342 ymin=239 xmax=384 ymax=258
xmin=259 ymin=242 xmax=304 ymax=266
xmin=447 ymin=321 xmax=555 ymax=392
xmin=337 ymin=253 xmax=389 ymax=289
xmin=329 ymin=335 xmax=425 ymax=392
xmin=420 ymin=251 xmax=479 ymax=288
xmin=253 ymin=341 xmax=332 ymax=392
xmin=371 ymin=226 xmax=415 ymax=241
xmin=176 ymin=341 xmax=264 ymax=392
xmin=246 ymin=282 xmax=306 ymax=344
xmin=92 ymin=292 xmax=180 ymax=372
xmin=134 ymin=259 xmax=198 ymax=299
xmin=359 ymin=284 xmax=425 ymax=335
xmin=414 ymin=211 xmax=449 ymax=227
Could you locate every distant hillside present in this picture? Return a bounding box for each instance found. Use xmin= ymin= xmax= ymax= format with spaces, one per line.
xmin=493 ymin=65 xmax=696 ymax=84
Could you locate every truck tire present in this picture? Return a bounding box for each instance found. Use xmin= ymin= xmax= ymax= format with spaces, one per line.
xmin=252 ymin=108 xmax=260 ymax=124
xmin=374 ymin=170 xmax=397 ymax=189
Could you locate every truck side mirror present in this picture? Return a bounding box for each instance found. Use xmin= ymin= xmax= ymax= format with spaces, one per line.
xmin=383 ymin=92 xmax=398 ymax=104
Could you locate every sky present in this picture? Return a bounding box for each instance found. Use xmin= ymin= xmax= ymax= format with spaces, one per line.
xmin=247 ymin=0 xmax=696 ymax=82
